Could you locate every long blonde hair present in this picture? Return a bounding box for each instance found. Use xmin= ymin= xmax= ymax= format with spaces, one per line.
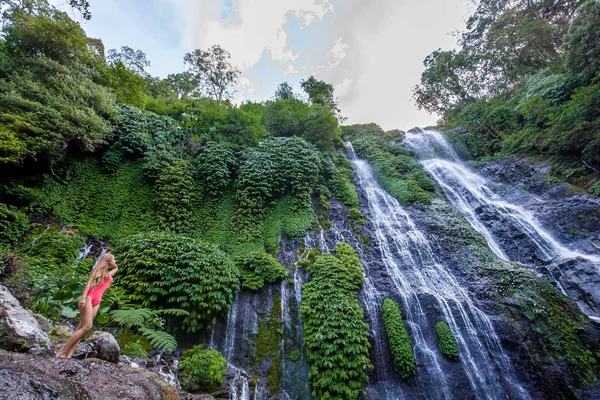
xmin=90 ymin=253 xmax=113 ymax=289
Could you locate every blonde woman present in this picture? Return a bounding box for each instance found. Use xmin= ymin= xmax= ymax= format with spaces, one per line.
xmin=56 ymin=252 xmax=118 ymax=358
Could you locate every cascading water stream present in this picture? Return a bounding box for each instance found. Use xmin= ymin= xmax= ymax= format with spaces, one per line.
xmin=403 ymin=129 xmax=600 ymax=267
xmin=346 ymin=142 xmax=530 ymax=399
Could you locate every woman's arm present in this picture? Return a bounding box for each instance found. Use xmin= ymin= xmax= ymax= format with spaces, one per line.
xmin=108 ymin=261 xmax=118 ymax=277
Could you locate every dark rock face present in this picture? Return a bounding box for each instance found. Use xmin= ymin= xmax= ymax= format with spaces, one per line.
xmin=0 ymin=284 xmax=52 ymax=355
xmin=72 ymin=331 xmax=121 ymax=363
xmin=0 ymin=350 xmax=181 ymax=400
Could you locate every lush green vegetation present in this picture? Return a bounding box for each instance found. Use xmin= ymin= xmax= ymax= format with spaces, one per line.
xmin=109 ymin=307 xmax=187 ymax=355
xmin=435 ymin=321 xmax=459 ymax=361
xmin=301 ymin=242 xmax=372 ymax=399
xmin=519 ymin=277 xmax=596 ymax=385
xmin=382 ymin=298 xmax=417 ymax=379
xmin=235 ymin=252 xmax=288 ymax=290
xmin=342 ymin=124 xmax=436 ymax=205
xmin=180 ymin=345 xmax=228 ymax=392
xmin=116 ymin=232 xmax=239 ymax=332
xmin=414 ymin=0 xmax=600 ymax=193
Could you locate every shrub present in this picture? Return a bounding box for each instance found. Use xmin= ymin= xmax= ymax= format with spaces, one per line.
xmin=301 ymin=243 xmax=371 ymax=399
xmin=0 ymin=203 xmax=29 ymax=247
xmin=435 ymin=321 xmax=459 ymax=360
xmin=180 ymin=345 xmax=228 ymax=392
xmin=116 ymin=232 xmax=240 ymax=332
xmin=382 ymin=299 xmax=417 ymax=379
xmin=232 ymin=137 xmax=321 ymax=242
xmin=194 ymin=141 xmax=237 ymax=197
xmin=235 ymin=251 xmax=288 ymax=290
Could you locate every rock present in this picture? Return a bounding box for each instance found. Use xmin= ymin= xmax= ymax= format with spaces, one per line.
xmin=73 ymin=331 xmax=120 ymax=363
xmin=32 ymin=314 xmax=52 ymax=333
xmin=0 ymin=349 xmax=180 ymax=400
xmin=0 ymin=284 xmax=51 ymax=355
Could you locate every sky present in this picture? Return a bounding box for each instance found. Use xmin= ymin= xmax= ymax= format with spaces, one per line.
xmin=56 ymin=0 xmax=471 ymax=131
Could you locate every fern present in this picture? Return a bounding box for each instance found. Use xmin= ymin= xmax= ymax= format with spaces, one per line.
xmin=155 ymin=308 xmax=190 ymax=317
xmin=109 ymin=308 xmax=153 ymax=329
xmin=139 ymin=328 xmax=178 ymax=353
xmin=109 ymin=307 xmax=185 ymax=353
xmin=123 ymin=342 xmax=149 ymax=358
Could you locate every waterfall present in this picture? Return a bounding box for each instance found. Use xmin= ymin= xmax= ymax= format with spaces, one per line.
xmin=346 ymin=142 xmax=530 ymax=399
xmin=403 ymin=129 xmax=600 ymax=266
xmin=403 ymin=130 xmax=600 ymax=317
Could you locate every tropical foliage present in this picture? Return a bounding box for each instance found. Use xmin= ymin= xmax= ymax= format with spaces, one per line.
xmin=382 ymin=298 xmax=417 ymax=379
xmin=301 ymin=243 xmax=372 ymax=399
xmin=435 ymin=321 xmax=459 ymax=360
xmin=116 ymin=232 xmax=240 ymax=332
xmin=180 ymin=345 xmax=228 ymax=391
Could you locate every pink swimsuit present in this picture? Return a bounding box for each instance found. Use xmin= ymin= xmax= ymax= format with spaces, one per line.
xmin=86 ymin=274 xmax=113 ymax=307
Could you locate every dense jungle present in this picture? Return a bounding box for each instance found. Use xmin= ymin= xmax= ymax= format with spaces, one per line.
xmin=0 ymin=0 xmax=599 ymax=399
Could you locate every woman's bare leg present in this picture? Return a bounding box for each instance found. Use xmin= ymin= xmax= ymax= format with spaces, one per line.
xmin=56 ymin=297 xmax=94 ymax=358
xmin=64 ymin=304 xmax=99 ymax=358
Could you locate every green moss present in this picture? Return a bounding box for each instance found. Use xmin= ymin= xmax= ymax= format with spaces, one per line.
xmin=382 ymin=298 xmax=417 ymax=379
xmin=256 ymin=297 xmax=283 ymax=392
xmin=435 ymin=321 xmax=459 ymax=360
xmin=519 ymin=279 xmax=596 ymax=385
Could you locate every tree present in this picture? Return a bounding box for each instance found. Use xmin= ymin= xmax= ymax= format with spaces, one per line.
xmin=0 ymin=0 xmax=91 ymax=21
xmin=166 ymin=72 xmax=200 ymax=100
xmin=183 ymin=45 xmax=240 ymax=101
xmin=106 ymin=60 xmax=148 ymax=107
xmin=107 ymin=46 xmax=150 ymax=76
xmin=300 ymin=75 xmax=343 ymax=121
xmin=2 ymin=6 xmax=98 ymax=66
xmin=273 ymin=81 xmax=294 ymax=100
xmin=0 ymin=8 xmax=116 ymax=165
xmin=563 ymin=0 xmax=600 ymax=84
xmin=412 ymin=49 xmax=482 ymax=115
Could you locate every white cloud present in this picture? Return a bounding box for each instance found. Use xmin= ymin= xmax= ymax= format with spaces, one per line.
xmin=334 ymin=77 xmax=354 ymax=99
xmin=327 ymin=37 xmax=350 ymax=69
xmin=193 ymin=0 xmax=333 ymax=69
xmin=283 ymin=64 xmax=299 ymax=75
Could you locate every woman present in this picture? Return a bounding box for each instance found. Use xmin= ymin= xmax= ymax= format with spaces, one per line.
xmin=56 ymin=252 xmax=118 ymax=358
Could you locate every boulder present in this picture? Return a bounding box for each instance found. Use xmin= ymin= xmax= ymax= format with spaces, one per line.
xmin=0 ymin=284 xmax=51 ymax=355
xmin=73 ymin=331 xmax=120 ymax=363
xmin=0 ymin=349 xmax=180 ymax=400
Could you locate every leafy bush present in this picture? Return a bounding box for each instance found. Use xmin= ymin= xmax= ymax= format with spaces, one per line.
xmin=194 ymin=141 xmax=237 ymax=197
xmin=0 ymin=203 xmax=29 ymax=247
xmin=14 ymin=159 xmax=155 ymax=240
xmin=151 ymin=158 xmax=195 ymax=233
xmin=235 ymin=251 xmax=288 ymax=290
xmin=435 ymin=321 xmax=459 ymax=360
xmin=232 ymin=137 xmax=321 ymax=242
xmin=382 ymin=299 xmax=417 ymax=379
xmin=183 ymin=98 xmax=266 ymax=148
xmin=116 ymin=232 xmax=240 ymax=332
xmin=301 ymin=242 xmax=372 ymax=399
xmin=180 ymin=345 xmax=228 ymax=392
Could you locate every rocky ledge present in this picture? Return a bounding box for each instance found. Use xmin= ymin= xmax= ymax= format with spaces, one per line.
xmin=0 ymin=350 xmax=186 ymax=400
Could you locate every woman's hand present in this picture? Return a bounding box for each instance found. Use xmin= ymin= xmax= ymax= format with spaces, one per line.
xmin=78 ymin=298 xmax=86 ymax=309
